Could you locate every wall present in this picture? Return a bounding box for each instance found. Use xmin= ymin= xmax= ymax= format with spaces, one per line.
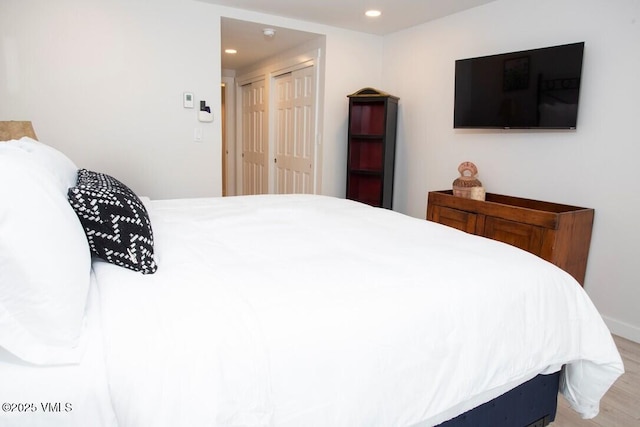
xmin=320 ymin=30 xmax=385 ymax=195
xmin=0 ymin=0 xmax=383 ymax=199
xmin=1 ymin=0 xmax=222 ymax=199
xmin=382 ymin=0 xmax=640 ymax=341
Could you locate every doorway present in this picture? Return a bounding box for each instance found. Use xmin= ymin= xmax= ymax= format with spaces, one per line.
xmin=220 ymin=17 xmax=324 ymax=196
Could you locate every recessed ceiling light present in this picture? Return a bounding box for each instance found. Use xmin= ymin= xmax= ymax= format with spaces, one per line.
xmin=225 ymin=49 xmax=237 ymax=54
xmin=365 ymin=10 xmax=382 ymax=18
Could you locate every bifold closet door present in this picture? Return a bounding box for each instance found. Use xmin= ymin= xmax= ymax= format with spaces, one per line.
xmin=241 ymin=79 xmax=268 ymax=195
xmin=274 ymin=65 xmax=316 ymax=194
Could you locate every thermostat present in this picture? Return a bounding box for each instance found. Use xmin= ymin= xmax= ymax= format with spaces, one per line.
xmin=183 ymin=92 xmax=194 ymax=108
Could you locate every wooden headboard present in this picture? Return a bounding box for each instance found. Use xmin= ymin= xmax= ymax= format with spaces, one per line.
xmin=0 ymin=121 xmax=38 ymax=141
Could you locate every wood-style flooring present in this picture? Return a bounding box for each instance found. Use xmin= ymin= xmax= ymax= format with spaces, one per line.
xmin=552 ymin=335 xmax=640 ymax=427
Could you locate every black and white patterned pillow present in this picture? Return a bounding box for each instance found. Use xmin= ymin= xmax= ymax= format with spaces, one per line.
xmin=68 ymin=169 xmax=157 ymax=274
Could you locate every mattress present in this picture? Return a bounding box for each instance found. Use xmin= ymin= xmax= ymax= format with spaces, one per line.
xmin=90 ymin=194 xmax=623 ymax=427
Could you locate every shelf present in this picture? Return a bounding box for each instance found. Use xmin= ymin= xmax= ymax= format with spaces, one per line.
xmin=350 ymin=134 xmax=385 ymax=139
xmin=347 ymin=175 xmax=382 ymax=207
xmin=346 ymin=88 xmax=398 ymax=209
xmin=348 ymin=138 xmax=383 ymax=171
xmin=349 ymin=102 xmax=385 ymax=135
xmin=348 ymin=169 xmax=382 ymax=175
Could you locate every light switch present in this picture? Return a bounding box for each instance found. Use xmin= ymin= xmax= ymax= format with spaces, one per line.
xmin=194 ymin=128 xmax=203 ymax=142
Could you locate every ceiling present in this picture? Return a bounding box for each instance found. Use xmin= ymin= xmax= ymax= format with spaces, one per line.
xmin=215 ymin=0 xmax=497 ymax=70
xmin=221 ymin=18 xmax=322 ymax=70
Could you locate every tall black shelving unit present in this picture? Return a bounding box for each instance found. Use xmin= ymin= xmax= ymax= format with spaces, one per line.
xmin=346 ymin=87 xmax=399 ymax=209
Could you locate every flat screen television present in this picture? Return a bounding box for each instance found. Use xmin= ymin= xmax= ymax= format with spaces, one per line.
xmin=454 ymin=42 xmax=584 ymax=129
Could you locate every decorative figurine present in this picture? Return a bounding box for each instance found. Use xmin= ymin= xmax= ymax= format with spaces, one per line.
xmin=452 ymin=161 xmax=485 ymax=201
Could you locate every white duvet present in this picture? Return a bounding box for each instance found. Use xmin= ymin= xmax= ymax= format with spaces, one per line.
xmin=0 ymin=274 xmax=117 ymax=427
xmin=93 ymin=194 xmax=623 ymax=427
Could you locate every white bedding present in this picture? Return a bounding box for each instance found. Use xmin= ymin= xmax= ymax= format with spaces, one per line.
xmin=93 ymin=194 xmax=623 ymax=427
xmin=0 ymin=274 xmax=117 ymax=427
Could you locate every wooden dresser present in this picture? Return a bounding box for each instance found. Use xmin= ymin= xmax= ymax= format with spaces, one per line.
xmin=426 ymin=190 xmax=594 ymax=285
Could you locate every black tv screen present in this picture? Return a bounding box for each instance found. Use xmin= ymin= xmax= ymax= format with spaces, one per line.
xmin=454 ymin=42 xmax=584 ymax=129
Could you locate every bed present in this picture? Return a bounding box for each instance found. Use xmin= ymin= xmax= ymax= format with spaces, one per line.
xmin=0 ymin=121 xmax=624 ymax=427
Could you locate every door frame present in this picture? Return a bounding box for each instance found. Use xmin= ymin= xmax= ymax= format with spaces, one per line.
xmin=221 ymin=77 xmax=236 ymax=196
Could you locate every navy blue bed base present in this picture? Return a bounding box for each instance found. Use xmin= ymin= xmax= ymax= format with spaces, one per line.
xmin=436 ymin=370 xmax=561 ymax=427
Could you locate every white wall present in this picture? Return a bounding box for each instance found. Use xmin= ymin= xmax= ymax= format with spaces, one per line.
xmin=320 ymin=30 xmax=384 ymax=195
xmin=0 ymin=0 xmax=382 ymax=199
xmin=1 ymin=0 xmax=223 ymax=199
xmin=382 ymin=0 xmax=640 ymax=341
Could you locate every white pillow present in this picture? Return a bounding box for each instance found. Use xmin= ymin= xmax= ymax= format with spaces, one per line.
xmin=0 ymin=147 xmax=91 ymax=365
xmin=4 ymin=137 xmax=78 ymax=192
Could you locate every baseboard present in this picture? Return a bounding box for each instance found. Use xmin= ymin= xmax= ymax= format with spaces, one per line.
xmin=603 ymin=315 xmax=640 ymax=344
